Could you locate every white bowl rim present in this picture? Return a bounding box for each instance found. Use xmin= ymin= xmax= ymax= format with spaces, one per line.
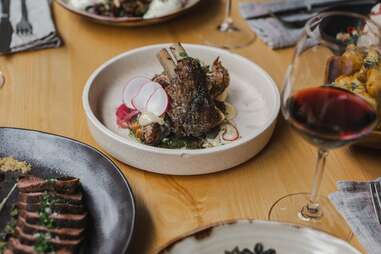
xmin=156 ymin=219 xmax=361 ymax=254
xmin=82 ymin=43 xmax=281 ymax=156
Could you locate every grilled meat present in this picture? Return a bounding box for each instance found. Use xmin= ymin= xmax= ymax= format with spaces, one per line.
xmin=2 ymin=176 xmax=87 ymax=254
xmin=86 ymin=0 xmax=152 ymax=17
xmin=157 ymin=43 xmax=225 ymax=137
xmin=207 ymin=57 xmax=230 ymax=99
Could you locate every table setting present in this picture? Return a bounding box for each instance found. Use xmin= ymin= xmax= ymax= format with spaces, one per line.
xmin=0 ymin=0 xmax=380 ymax=254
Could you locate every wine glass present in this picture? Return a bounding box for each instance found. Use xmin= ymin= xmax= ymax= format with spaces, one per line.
xmin=202 ymin=0 xmax=255 ymax=49
xmin=269 ymin=12 xmax=380 ymax=239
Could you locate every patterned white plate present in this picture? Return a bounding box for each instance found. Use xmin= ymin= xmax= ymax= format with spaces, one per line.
xmin=158 ymin=220 xmax=360 ymax=254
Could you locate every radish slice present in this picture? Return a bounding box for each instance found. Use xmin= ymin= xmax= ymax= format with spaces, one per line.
xmin=123 ymin=77 xmax=151 ymax=109
xmin=222 ymin=123 xmax=239 ymax=141
xmin=132 ymin=81 xmax=162 ymax=112
xmin=146 ymin=87 xmax=169 ymax=116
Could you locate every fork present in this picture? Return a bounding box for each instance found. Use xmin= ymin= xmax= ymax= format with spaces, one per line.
xmin=16 ymin=0 xmax=33 ymax=36
xmin=369 ymin=181 xmax=381 ymax=224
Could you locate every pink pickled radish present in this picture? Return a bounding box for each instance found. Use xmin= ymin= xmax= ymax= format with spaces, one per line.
xmin=116 ymin=104 xmax=139 ymax=128
xmin=146 ymin=87 xmax=169 ymax=116
xmin=123 ymin=77 xmax=151 ymax=109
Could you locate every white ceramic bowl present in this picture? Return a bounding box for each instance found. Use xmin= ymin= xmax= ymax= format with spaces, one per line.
xmin=158 ymin=220 xmax=361 ymax=254
xmin=83 ymin=44 xmax=280 ymax=175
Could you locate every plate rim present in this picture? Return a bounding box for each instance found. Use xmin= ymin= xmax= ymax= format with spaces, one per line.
xmin=55 ymin=0 xmax=201 ymax=25
xmin=82 ymin=43 xmax=281 ymax=156
xmin=156 ymin=219 xmax=361 ymax=254
xmin=0 ymin=126 xmax=136 ymax=254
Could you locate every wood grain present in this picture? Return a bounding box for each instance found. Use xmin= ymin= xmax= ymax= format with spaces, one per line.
xmin=0 ymin=1 xmax=379 ymax=253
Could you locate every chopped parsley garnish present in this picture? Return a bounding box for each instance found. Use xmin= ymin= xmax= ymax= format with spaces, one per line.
xmin=0 ymin=241 xmax=6 ymax=254
xmin=179 ymin=52 xmax=188 ymax=58
xmin=38 ymin=193 xmax=56 ymax=229
xmin=33 ymin=233 xmax=55 ymax=254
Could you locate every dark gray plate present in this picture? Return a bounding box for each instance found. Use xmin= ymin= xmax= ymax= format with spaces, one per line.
xmin=0 ymin=127 xmax=135 ymax=254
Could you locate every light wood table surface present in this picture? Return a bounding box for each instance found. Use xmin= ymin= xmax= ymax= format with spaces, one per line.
xmin=0 ymin=1 xmax=379 ymax=253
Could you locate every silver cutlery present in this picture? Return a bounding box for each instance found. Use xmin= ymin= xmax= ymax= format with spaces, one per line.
xmin=0 ymin=183 xmax=16 ymax=213
xmin=369 ymin=181 xmax=381 ymax=224
xmin=16 ymin=0 xmax=33 ymax=36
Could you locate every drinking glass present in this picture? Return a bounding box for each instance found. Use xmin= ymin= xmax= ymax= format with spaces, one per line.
xmin=202 ymin=0 xmax=255 ymax=49
xmin=268 ymin=12 xmax=381 ymax=239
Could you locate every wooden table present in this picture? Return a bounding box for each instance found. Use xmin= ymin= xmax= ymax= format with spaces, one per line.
xmin=0 ymin=1 xmax=379 ymax=253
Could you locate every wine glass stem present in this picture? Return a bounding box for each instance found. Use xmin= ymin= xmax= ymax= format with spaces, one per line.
xmin=225 ymin=0 xmax=233 ymax=23
xmin=218 ymin=0 xmax=236 ymax=32
xmin=301 ymin=148 xmax=328 ymax=220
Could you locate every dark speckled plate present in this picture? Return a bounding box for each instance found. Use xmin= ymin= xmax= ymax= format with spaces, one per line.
xmin=0 ymin=128 xmax=135 ymax=254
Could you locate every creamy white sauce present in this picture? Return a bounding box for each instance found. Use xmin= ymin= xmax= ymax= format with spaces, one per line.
xmin=138 ymin=112 xmax=164 ymax=126
xmin=144 ymin=0 xmax=186 ymax=19
xmin=69 ymin=0 xmax=106 ymax=10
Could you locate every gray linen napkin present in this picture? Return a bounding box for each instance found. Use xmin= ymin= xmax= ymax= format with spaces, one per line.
xmin=329 ymin=179 xmax=381 ymax=254
xmin=239 ymin=0 xmax=348 ymax=49
xmin=0 ymin=0 xmax=61 ymax=54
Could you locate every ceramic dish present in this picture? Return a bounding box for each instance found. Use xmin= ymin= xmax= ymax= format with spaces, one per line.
xmin=0 ymin=128 xmax=135 ymax=254
xmin=157 ymin=220 xmax=361 ymax=254
xmin=83 ymin=43 xmax=280 ymax=175
xmin=56 ymin=0 xmax=200 ymax=27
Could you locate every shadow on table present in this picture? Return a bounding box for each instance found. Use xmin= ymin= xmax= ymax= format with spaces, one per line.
xmin=126 ymin=192 xmax=154 ymax=254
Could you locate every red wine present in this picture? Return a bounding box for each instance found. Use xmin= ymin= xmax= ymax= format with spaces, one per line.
xmin=287 ymin=86 xmax=378 ymax=148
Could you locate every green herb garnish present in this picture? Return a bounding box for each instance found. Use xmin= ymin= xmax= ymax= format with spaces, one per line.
xmin=33 ymin=233 xmax=55 ymax=254
xmin=179 ymin=52 xmax=188 ymax=58
xmin=0 ymin=241 xmax=6 ymax=254
xmin=38 ymin=193 xmax=56 ymax=229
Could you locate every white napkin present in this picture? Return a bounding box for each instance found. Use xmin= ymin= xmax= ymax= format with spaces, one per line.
xmin=0 ymin=0 xmax=61 ymax=54
xmin=330 ymin=179 xmax=381 ymax=254
xmin=239 ymin=0 xmax=349 ymax=49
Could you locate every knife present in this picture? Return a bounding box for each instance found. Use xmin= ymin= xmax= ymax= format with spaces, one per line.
xmin=245 ymin=0 xmax=379 ymax=20
xmin=0 ymin=0 xmax=13 ymax=53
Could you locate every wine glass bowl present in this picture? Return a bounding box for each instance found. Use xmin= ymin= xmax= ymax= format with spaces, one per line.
xmin=269 ymin=12 xmax=381 ymax=239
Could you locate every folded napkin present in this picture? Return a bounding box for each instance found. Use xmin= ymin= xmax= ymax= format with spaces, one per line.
xmin=239 ymin=0 xmax=349 ymax=49
xmin=330 ymin=179 xmax=381 ymax=254
xmin=0 ymin=0 xmax=61 ymax=55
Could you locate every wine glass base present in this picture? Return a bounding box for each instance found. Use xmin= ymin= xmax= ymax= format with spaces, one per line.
xmin=201 ymin=23 xmax=256 ymax=50
xmin=268 ymin=192 xmax=353 ymax=240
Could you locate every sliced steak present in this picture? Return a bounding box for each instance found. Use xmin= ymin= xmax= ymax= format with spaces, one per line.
xmin=6 ymin=238 xmax=72 ymax=254
xmin=17 ymin=202 xmax=85 ymax=215
xmin=17 ymin=176 xmax=80 ymax=194
xmin=19 ymin=192 xmax=83 ymax=206
xmin=16 ymin=217 xmax=84 ymax=241
xmin=15 ymin=227 xmax=82 ymax=250
xmin=19 ymin=211 xmax=87 ymax=229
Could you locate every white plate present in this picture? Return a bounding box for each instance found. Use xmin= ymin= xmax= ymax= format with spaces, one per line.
xmin=83 ymin=44 xmax=280 ymax=175
xmin=158 ymin=220 xmax=361 ymax=254
xmin=56 ymin=0 xmax=200 ymax=27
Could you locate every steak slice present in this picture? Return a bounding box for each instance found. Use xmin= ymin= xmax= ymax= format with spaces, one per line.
xmin=19 ymin=210 xmax=87 ymax=229
xmin=16 ymin=217 xmax=84 ymax=241
xmin=17 ymin=201 xmax=85 ymax=215
xmin=17 ymin=176 xmax=80 ymax=194
xmin=15 ymin=227 xmax=82 ymax=250
xmin=5 ymin=238 xmax=72 ymax=254
xmin=19 ymin=192 xmax=83 ymax=206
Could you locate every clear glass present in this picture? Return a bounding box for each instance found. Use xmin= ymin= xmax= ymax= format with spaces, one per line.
xmin=268 ymin=12 xmax=381 ymax=239
xmin=201 ymin=0 xmax=255 ymax=49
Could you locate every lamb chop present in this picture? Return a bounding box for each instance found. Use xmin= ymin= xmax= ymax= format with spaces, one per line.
xmin=156 ymin=43 xmax=225 ymax=137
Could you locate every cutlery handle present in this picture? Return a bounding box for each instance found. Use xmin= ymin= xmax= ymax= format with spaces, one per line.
xmin=21 ymin=0 xmax=28 ymax=19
